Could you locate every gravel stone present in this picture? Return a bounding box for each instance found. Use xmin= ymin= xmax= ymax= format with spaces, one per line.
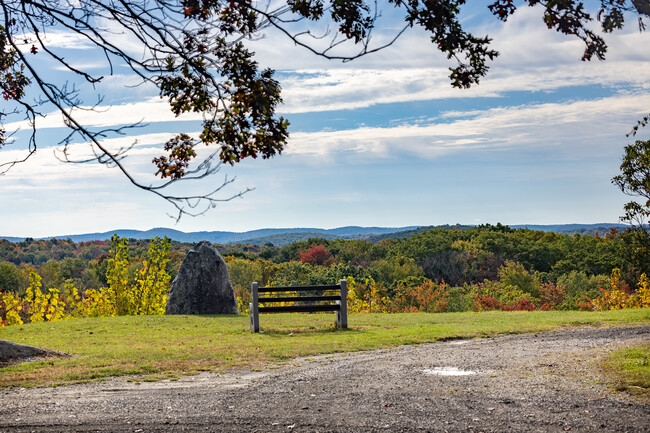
xmin=1 ymin=325 xmax=648 ymax=432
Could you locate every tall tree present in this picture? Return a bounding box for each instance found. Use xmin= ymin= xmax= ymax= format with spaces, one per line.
xmin=1 ymin=1 xmax=648 ymax=218
xmin=612 ymin=139 xmax=650 ymax=276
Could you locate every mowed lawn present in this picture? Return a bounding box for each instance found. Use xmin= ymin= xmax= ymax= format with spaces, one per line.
xmin=1 ymin=309 xmax=649 ymax=387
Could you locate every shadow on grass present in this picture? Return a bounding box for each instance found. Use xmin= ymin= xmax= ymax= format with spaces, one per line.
xmin=259 ymin=327 xmax=356 ymax=337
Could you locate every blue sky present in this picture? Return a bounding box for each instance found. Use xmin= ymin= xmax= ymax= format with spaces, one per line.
xmin=2 ymin=3 xmax=650 ymax=237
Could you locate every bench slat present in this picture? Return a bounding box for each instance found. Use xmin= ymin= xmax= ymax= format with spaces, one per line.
xmin=258 ymin=284 xmax=340 ymax=293
xmin=251 ymin=280 xmax=348 ymax=332
xmin=259 ymin=304 xmax=341 ymax=313
xmin=259 ymin=295 xmax=341 ymax=303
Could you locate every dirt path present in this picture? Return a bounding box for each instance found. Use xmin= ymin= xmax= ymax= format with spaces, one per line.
xmin=1 ymin=325 xmax=649 ymax=432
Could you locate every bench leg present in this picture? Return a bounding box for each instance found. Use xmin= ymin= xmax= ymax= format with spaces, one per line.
xmin=336 ymin=279 xmax=348 ymax=329
xmin=250 ymin=282 xmax=260 ymax=333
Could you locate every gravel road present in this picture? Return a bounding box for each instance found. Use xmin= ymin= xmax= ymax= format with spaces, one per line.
xmin=1 ymin=325 xmax=649 ymax=432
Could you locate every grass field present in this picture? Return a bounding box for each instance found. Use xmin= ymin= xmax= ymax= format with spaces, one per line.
xmin=603 ymin=342 xmax=650 ymax=399
xmin=1 ymin=309 xmax=649 ymax=387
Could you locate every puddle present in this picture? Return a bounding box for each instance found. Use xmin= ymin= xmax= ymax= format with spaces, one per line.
xmin=421 ymin=367 xmax=479 ymax=376
xmin=447 ymin=341 xmax=469 ymax=345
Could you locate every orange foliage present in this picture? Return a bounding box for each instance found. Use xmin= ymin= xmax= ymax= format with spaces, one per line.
xmin=395 ymin=280 xmax=448 ymax=313
xmin=539 ymin=282 xmax=567 ymax=309
xmin=473 ymin=294 xmax=537 ymax=312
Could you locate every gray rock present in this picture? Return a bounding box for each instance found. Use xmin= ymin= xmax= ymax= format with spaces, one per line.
xmin=0 ymin=340 xmax=62 ymax=366
xmin=165 ymin=241 xmax=239 ymax=315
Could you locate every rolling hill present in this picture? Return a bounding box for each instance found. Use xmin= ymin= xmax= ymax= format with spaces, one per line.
xmin=1 ymin=223 xmax=630 ymax=245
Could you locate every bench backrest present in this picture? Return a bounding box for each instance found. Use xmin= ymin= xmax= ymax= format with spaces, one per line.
xmin=249 ymin=279 xmax=348 ymax=332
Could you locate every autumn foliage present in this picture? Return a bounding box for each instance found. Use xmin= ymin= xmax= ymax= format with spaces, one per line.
xmin=592 ymin=269 xmax=650 ymax=311
xmin=299 ymin=245 xmax=333 ymax=266
xmin=1 ymin=235 xmax=170 ymax=326
xmin=4 ymin=225 xmax=650 ymax=326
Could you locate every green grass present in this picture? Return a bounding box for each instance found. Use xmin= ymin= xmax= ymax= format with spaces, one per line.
xmin=1 ymin=309 xmax=648 ymax=387
xmin=602 ymin=342 xmax=650 ymax=399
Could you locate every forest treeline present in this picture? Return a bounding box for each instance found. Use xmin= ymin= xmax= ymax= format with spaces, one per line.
xmin=1 ymin=224 xmax=649 ymax=325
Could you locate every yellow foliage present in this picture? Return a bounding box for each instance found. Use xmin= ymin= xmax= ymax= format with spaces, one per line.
xmin=63 ymin=282 xmax=82 ymax=318
xmin=346 ymin=276 xmax=391 ymax=313
xmin=25 ymin=272 xmax=47 ymax=323
xmin=0 ymin=236 xmax=173 ymax=326
xmin=409 ymin=281 xmax=448 ymax=313
xmin=1 ymin=292 xmax=23 ymax=326
xmin=237 ymin=295 xmax=250 ymax=315
xmin=637 ymin=273 xmax=650 ymax=307
xmin=106 ymin=235 xmax=130 ymax=316
xmin=44 ymin=288 xmax=66 ymax=322
xmin=592 ymin=269 xmax=650 ymax=311
xmin=133 ymin=237 xmax=171 ymax=315
xmin=104 ymin=235 xmax=171 ymax=316
xmin=79 ymin=288 xmax=115 ymax=318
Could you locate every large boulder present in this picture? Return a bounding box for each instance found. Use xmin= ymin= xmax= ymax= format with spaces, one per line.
xmin=165 ymin=241 xmax=239 ymax=315
xmin=0 ymin=340 xmax=63 ymax=366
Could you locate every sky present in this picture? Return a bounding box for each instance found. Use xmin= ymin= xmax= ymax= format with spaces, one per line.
xmin=2 ymin=2 xmax=650 ymax=237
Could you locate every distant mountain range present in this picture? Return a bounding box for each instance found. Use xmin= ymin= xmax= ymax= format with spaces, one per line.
xmin=363 ymin=223 xmax=631 ymax=243
xmin=1 ymin=226 xmax=418 ymax=245
xmin=0 ymin=223 xmax=631 ymax=246
xmin=511 ymin=223 xmax=628 ymax=232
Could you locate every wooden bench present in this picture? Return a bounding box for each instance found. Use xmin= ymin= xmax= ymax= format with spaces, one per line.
xmin=249 ymin=279 xmax=348 ymax=333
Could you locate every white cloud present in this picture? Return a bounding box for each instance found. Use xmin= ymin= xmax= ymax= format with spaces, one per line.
xmin=276 ymin=59 xmax=650 ymax=113
xmin=18 ymin=30 xmax=96 ymax=50
xmin=0 ymin=146 xmax=118 ymax=191
xmin=285 ymin=91 xmax=650 ymax=159
xmin=3 ymin=97 xmax=202 ymax=131
xmin=5 ymin=90 xmax=647 ymax=184
xmin=14 ymin=52 xmax=646 ymax=132
xmin=0 ymin=130 xmax=235 ymax=192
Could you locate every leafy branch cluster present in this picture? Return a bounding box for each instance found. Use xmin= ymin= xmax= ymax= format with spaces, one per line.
xmin=1 ymin=0 xmax=292 ymax=219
